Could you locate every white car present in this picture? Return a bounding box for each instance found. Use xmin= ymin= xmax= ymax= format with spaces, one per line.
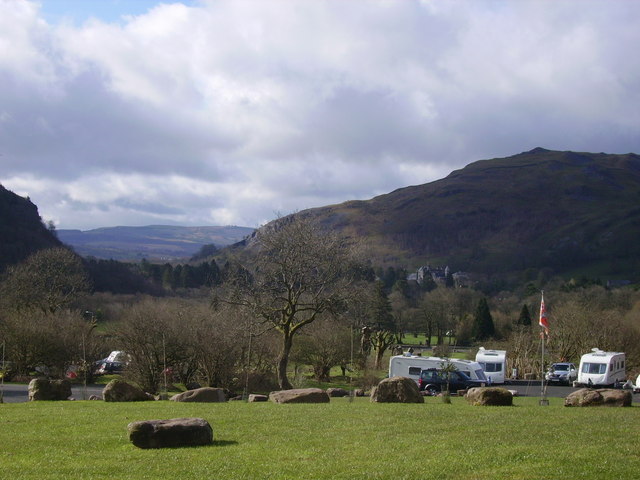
xmin=545 ymin=362 xmax=577 ymax=385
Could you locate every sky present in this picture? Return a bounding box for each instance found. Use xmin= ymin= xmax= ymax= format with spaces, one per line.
xmin=1 ymin=0 xmax=640 ymax=230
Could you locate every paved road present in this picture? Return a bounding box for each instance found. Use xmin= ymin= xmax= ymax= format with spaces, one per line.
xmin=0 ymin=383 xmax=105 ymax=403
xmin=1 ymin=381 xmax=638 ymax=403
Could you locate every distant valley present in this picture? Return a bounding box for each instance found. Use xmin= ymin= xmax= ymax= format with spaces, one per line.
xmin=57 ymin=225 xmax=255 ymax=261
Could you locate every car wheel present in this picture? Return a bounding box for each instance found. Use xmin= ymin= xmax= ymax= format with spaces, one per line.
xmin=426 ymin=385 xmax=439 ymax=396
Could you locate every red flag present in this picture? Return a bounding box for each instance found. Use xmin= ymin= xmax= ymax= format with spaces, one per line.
xmin=539 ymin=294 xmax=549 ymax=334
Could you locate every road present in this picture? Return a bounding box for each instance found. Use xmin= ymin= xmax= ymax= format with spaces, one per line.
xmin=0 ymin=383 xmax=105 ymax=403
xmin=2 ymin=381 xmax=639 ymax=403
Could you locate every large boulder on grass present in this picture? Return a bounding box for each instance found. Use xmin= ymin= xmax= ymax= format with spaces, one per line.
xmin=103 ymin=379 xmax=154 ymax=402
xmin=465 ymin=387 xmax=513 ymax=406
xmin=269 ymin=388 xmax=330 ymax=404
xmin=170 ymin=387 xmax=227 ymax=403
xmin=565 ymin=388 xmax=632 ymax=407
xmin=127 ymin=418 xmax=213 ymax=449
xmin=28 ymin=378 xmax=72 ymax=401
xmin=326 ymin=388 xmax=350 ymax=398
xmin=370 ymin=376 xmax=424 ymax=403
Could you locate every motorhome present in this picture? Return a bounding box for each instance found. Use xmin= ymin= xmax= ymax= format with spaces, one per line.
xmin=576 ymin=349 xmax=626 ymax=387
xmin=475 ymin=347 xmax=507 ymax=384
xmin=388 ymin=354 xmax=488 ymax=385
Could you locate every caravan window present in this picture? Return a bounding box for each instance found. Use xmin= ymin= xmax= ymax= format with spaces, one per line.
xmin=483 ymin=362 xmax=502 ymax=373
xmin=408 ymin=367 xmax=422 ymax=376
xmin=582 ymin=363 xmax=607 ymax=375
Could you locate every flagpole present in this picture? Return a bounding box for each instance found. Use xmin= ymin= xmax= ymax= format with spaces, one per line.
xmin=539 ymin=291 xmax=549 ymax=406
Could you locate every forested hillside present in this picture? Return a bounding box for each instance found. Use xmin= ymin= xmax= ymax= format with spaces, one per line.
xmin=277 ymin=148 xmax=640 ymax=283
xmin=0 ymin=184 xmax=62 ymax=272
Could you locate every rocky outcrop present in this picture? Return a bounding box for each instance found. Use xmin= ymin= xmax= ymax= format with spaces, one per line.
xmin=564 ymin=388 xmax=632 ymax=407
xmin=28 ymin=378 xmax=72 ymax=401
xmin=370 ymin=376 xmax=424 ymax=403
xmin=170 ymin=387 xmax=227 ymax=403
xmin=127 ymin=418 xmax=213 ymax=449
xmin=103 ymin=379 xmax=154 ymax=402
xmin=465 ymin=387 xmax=513 ymax=406
xmin=269 ymin=388 xmax=330 ymax=404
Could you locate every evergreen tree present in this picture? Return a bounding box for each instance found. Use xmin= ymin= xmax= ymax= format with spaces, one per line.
xmin=516 ymin=304 xmax=532 ymax=326
xmin=472 ymin=297 xmax=495 ymax=340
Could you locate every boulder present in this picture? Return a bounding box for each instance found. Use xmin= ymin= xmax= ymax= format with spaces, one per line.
xmin=565 ymin=388 xmax=632 ymax=407
xmin=326 ymin=388 xmax=350 ymax=398
xmin=353 ymin=389 xmax=367 ymax=397
xmin=28 ymin=378 xmax=72 ymax=401
xmin=465 ymin=387 xmax=513 ymax=406
xmin=170 ymin=387 xmax=227 ymax=403
xmin=370 ymin=376 xmax=424 ymax=403
xmin=127 ymin=418 xmax=213 ymax=449
xmin=248 ymin=394 xmax=268 ymax=402
xmin=269 ymin=388 xmax=330 ymax=404
xmin=103 ymin=379 xmax=154 ymax=402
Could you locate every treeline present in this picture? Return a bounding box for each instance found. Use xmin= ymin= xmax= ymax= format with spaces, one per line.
xmin=83 ymin=257 xmax=226 ymax=294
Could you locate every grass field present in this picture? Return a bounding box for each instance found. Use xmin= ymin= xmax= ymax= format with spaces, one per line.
xmin=1 ymin=397 xmax=638 ymax=479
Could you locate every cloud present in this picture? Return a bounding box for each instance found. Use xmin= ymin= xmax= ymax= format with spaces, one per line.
xmin=1 ymin=0 xmax=639 ymax=229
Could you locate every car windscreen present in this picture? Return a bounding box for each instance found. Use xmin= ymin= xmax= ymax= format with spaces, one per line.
xmin=582 ymin=362 xmax=607 ymax=374
xmin=554 ymin=364 xmax=569 ymax=371
xmin=474 ymin=369 xmax=487 ymax=380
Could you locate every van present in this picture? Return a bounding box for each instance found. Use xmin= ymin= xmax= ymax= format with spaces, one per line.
xmin=388 ymin=354 xmax=488 ymax=385
xmin=576 ymin=349 xmax=626 ymax=387
xmin=475 ymin=347 xmax=507 ymax=384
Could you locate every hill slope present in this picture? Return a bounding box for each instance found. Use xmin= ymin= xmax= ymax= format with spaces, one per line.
xmin=0 ymin=184 xmax=63 ymax=272
xmin=57 ymin=225 xmax=255 ymax=261
xmin=281 ymin=148 xmax=640 ymax=280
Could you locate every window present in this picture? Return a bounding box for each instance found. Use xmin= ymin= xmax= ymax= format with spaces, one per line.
xmin=582 ymin=363 xmax=606 ymax=374
xmin=483 ymin=362 xmax=503 ymax=372
xmin=408 ymin=367 xmax=422 ymax=376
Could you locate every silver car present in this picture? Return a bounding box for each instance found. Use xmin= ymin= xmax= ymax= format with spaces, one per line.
xmin=545 ymin=362 xmax=577 ymax=385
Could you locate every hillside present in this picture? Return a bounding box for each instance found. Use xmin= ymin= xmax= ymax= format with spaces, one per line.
xmin=57 ymin=225 xmax=254 ymax=261
xmin=0 ymin=184 xmax=63 ymax=272
xmin=249 ymin=148 xmax=640 ymax=282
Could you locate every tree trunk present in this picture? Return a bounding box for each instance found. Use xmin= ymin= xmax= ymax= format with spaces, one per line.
xmin=277 ymin=333 xmax=293 ymax=389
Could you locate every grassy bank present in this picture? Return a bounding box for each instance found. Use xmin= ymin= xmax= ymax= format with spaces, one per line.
xmin=0 ymin=397 xmax=638 ymax=479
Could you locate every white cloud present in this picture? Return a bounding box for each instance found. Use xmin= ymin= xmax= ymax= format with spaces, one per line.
xmin=1 ymin=0 xmax=639 ymax=229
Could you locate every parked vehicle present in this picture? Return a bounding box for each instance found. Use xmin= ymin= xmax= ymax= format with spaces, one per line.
xmin=94 ymin=351 xmax=129 ymax=376
xmin=545 ymin=362 xmax=577 ymax=385
xmin=389 ymin=354 xmax=488 ymax=384
xmin=418 ymin=368 xmax=486 ymax=394
xmin=475 ymin=347 xmax=507 ymax=384
xmin=576 ymin=349 xmax=626 ymax=387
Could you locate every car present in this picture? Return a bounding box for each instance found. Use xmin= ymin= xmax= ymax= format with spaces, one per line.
xmin=545 ymin=362 xmax=577 ymax=385
xmin=418 ymin=368 xmax=486 ymax=394
xmin=95 ymin=361 xmax=125 ymax=375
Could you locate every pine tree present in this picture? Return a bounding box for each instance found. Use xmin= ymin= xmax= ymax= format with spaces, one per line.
xmin=472 ymin=297 xmax=495 ymax=340
xmin=516 ymin=304 xmax=532 ymax=326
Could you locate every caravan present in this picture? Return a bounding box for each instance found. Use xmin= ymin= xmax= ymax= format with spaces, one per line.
xmin=475 ymin=347 xmax=507 ymax=384
xmin=576 ymin=349 xmax=626 ymax=387
xmin=389 ymin=354 xmax=488 ymax=385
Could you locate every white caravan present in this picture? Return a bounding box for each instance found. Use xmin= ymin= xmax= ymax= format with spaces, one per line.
xmin=475 ymin=347 xmax=507 ymax=384
xmin=388 ymin=354 xmax=488 ymax=384
xmin=576 ymin=349 xmax=626 ymax=387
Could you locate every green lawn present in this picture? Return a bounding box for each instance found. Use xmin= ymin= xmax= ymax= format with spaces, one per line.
xmin=1 ymin=397 xmax=638 ymax=479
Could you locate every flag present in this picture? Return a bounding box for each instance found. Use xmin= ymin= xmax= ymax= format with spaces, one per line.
xmin=539 ymin=293 xmax=549 ymax=334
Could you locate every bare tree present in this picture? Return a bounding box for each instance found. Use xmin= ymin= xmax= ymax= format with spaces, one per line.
xmin=216 ymin=215 xmax=365 ymax=389
xmin=292 ymin=316 xmax=352 ymax=382
xmin=0 ymin=247 xmax=90 ymax=314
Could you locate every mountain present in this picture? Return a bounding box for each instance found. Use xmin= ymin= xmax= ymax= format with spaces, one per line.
xmin=57 ymin=225 xmax=255 ymax=261
xmin=246 ymin=148 xmax=640 ymax=283
xmin=0 ymin=184 xmax=63 ymax=272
